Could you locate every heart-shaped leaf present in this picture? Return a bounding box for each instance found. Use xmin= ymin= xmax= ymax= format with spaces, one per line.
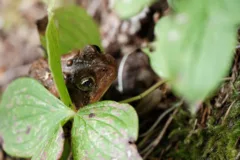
xmin=147 ymin=0 xmax=240 ymax=112
xmin=71 ymin=101 xmax=142 ymax=160
xmin=32 ymin=125 xmax=64 ymax=160
xmin=112 ymin=0 xmax=156 ymax=19
xmin=0 ymin=78 xmax=75 ymax=158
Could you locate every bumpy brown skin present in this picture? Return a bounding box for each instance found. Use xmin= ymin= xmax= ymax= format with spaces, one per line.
xmin=29 ymin=45 xmax=117 ymax=109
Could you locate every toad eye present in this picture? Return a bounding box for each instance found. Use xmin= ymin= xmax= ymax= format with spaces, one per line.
xmin=76 ymin=76 xmax=95 ymax=91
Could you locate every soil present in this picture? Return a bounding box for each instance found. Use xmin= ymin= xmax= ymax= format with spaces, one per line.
xmin=0 ymin=0 xmax=240 ymax=160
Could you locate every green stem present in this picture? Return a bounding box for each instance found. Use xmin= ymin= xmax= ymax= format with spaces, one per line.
xmin=47 ymin=15 xmax=75 ymax=111
xmin=120 ymin=80 xmax=166 ymax=103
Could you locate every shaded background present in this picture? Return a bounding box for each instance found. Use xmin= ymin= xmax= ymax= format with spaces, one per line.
xmin=1 ymin=1 xmax=240 ymax=160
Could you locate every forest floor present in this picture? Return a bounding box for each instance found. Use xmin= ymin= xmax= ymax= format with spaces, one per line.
xmin=1 ymin=0 xmax=240 ymax=160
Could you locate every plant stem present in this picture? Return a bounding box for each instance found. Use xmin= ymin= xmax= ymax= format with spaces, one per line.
xmin=119 ymin=80 xmax=166 ymax=103
xmin=47 ymin=15 xmax=75 ymax=111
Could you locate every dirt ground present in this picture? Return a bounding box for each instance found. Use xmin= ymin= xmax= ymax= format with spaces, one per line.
xmin=1 ymin=0 xmax=240 ymax=160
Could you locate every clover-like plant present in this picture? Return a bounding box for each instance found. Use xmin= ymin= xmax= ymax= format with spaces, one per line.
xmin=0 ymin=4 xmax=141 ymax=160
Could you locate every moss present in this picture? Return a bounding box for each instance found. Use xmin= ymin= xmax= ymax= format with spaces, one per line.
xmin=165 ymin=100 xmax=240 ymax=159
xmin=146 ymin=75 xmax=240 ymax=159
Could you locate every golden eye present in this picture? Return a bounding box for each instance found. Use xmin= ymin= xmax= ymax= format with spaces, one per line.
xmin=76 ymin=76 xmax=95 ymax=91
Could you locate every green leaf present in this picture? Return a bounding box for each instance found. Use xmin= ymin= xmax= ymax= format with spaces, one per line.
xmin=148 ymin=0 xmax=240 ymax=112
xmin=0 ymin=78 xmax=75 ymax=158
xmin=32 ymin=125 xmax=64 ymax=160
xmin=41 ymin=6 xmax=102 ymax=55
xmin=71 ymin=101 xmax=142 ymax=160
xmin=112 ymin=0 xmax=156 ymax=19
xmin=55 ymin=6 xmax=102 ymax=54
xmin=46 ymin=14 xmax=74 ymax=109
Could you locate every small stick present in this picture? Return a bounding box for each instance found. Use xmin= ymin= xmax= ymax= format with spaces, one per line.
xmin=140 ymin=101 xmax=182 ymax=137
xmin=142 ymin=108 xmax=178 ymax=159
xmin=222 ymin=100 xmax=236 ymax=125
xmin=138 ymin=101 xmax=182 ymax=150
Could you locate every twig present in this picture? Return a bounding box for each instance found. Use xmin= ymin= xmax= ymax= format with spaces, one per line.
xmin=138 ymin=101 xmax=182 ymax=150
xmin=117 ymin=52 xmax=133 ymax=93
xmin=222 ymin=77 xmax=234 ymax=81
xmin=201 ymin=106 xmax=208 ymax=125
xmin=142 ymin=108 xmax=179 ymax=159
xmin=185 ymin=119 xmax=198 ymax=142
xmin=235 ymin=150 xmax=240 ymax=160
xmin=222 ymin=100 xmax=236 ymax=125
xmin=140 ymin=101 xmax=182 ymax=137
xmin=120 ymin=80 xmax=166 ymax=103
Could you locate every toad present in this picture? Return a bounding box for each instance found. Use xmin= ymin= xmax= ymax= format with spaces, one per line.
xmin=29 ymin=45 xmax=117 ymax=109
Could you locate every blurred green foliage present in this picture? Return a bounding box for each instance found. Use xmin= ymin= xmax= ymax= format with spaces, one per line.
xmin=41 ymin=6 xmax=102 ymax=55
xmin=146 ymin=0 xmax=240 ymax=113
xmin=112 ymin=0 xmax=156 ymax=19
